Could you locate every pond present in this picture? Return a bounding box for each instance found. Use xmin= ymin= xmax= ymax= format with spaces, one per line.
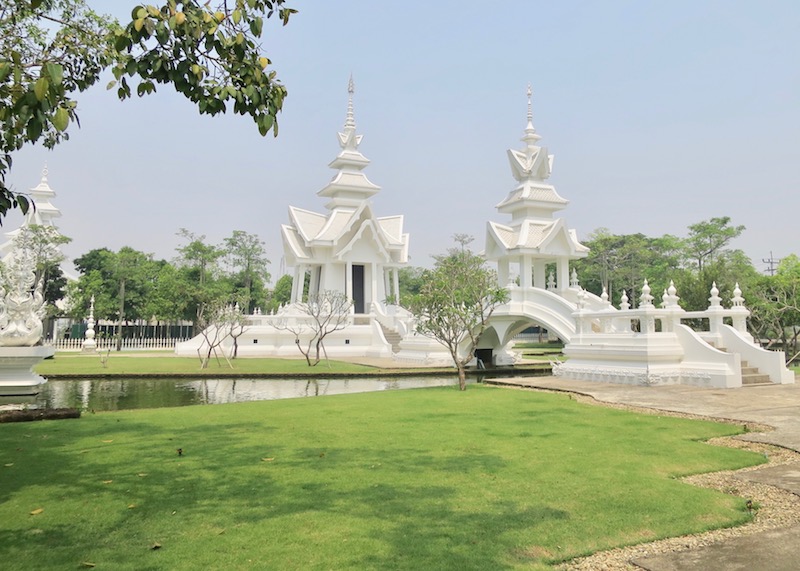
xmin=0 ymin=376 xmax=490 ymax=412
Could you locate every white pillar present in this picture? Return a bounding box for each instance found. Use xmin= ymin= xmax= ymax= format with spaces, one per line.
xmin=521 ymin=257 xmax=532 ymax=289
xmin=557 ymin=259 xmax=569 ymax=291
xmin=309 ymin=266 xmax=320 ymax=298
xmin=291 ymin=265 xmax=304 ymax=303
xmin=370 ymin=263 xmax=379 ymax=313
xmin=497 ymin=259 xmax=509 ymax=286
xmin=393 ymin=268 xmax=400 ymax=304
xmin=345 ymin=261 xmax=353 ymax=306
xmin=533 ymin=260 xmax=546 ymax=289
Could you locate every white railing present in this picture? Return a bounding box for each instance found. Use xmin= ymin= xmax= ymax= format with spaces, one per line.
xmin=46 ymin=337 xmax=188 ymax=352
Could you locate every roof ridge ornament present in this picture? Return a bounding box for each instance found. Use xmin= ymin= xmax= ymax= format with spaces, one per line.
xmin=337 ymin=74 xmax=362 ymax=152
xmin=522 ymin=82 xmax=540 ymax=145
xmin=526 ymin=83 xmax=533 ymax=128
xmin=345 ymin=74 xmax=355 ymax=129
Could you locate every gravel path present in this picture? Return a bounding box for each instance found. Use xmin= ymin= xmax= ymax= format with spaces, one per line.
xmin=553 ymin=394 xmax=800 ymax=570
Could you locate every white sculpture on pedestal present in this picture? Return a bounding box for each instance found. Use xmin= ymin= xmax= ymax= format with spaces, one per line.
xmin=0 ymin=232 xmax=55 ymax=395
xmin=82 ymin=296 xmax=97 ymax=352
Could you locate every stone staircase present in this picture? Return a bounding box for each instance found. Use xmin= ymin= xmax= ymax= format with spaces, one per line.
xmin=740 ymin=360 xmax=772 ymax=386
xmin=708 ymin=341 xmax=773 ymax=386
xmin=379 ymin=323 xmax=403 ymax=354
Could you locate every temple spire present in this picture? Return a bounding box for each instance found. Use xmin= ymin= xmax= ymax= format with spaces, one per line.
xmin=526 ymin=83 xmax=533 ymax=128
xmin=337 ymin=74 xmax=362 ymax=152
xmin=522 ymin=83 xmax=541 ymax=146
xmin=345 ymin=74 xmax=355 ymax=129
xmin=319 ymin=76 xmax=379 ymax=209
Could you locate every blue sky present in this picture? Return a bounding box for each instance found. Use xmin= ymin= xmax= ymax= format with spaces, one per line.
xmin=7 ymin=0 xmax=799 ymax=280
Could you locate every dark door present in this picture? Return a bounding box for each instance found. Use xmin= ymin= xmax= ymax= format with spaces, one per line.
xmin=352 ymin=264 xmax=365 ymax=313
xmin=475 ymin=349 xmax=494 ymax=369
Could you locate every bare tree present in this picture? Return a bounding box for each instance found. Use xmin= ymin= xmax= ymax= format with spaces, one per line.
xmin=227 ymin=302 xmax=249 ymax=359
xmin=196 ymin=302 xmax=245 ymax=369
xmin=277 ymin=291 xmax=353 ymax=366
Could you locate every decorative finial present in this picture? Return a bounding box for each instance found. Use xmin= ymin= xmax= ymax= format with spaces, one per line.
xmin=41 ymin=164 xmax=49 ymax=182
xmin=526 ymin=83 xmax=533 ymax=124
xmin=345 ymin=74 xmax=355 ymax=129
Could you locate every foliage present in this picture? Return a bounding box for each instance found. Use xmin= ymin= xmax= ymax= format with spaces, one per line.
xmin=173 ymin=228 xmax=229 ymax=327
xmin=70 ymin=247 xmax=160 ymax=329
xmin=410 ymin=244 xmax=509 ymax=390
xmin=684 ymin=216 xmax=746 ymax=273
xmin=576 ymin=217 xmax=754 ymax=311
xmin=276 ymin=290 xmax=353 ymax=367
xmin=265 ymin=273 xmax=291 ymax=312
xmin=11 ymin=223 xmax=70 ymax=314
xmin=221 ymin=230 xmax=270 ymax=313
xmin=396 ymin=266 xmax=425 ymax=307
xmin=748 ymin=255 xmax=800 ymax=361
xmin=0 ymin=0 xmax=296 ymax=220
xmin=0 ymin=387 xmax=762 ymax=570
xmin=575 ymin=228 xmax=682 ymax=307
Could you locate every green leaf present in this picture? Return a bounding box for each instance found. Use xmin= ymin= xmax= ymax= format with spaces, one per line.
xmin=16 ymin=195 xmax=30 ymax=215
xmin=52 ymin=108 xmax=69 ymax=132
xmin=33 ymin=77 xmax=49 ymax=102
xmin=45 ymin=63 xmax=63 ymax=86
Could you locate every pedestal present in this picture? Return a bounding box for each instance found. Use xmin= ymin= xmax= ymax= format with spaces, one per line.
xmin=0 ymin=346 xmax=56 ymax=396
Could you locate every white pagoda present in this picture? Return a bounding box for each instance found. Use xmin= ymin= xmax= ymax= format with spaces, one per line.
xmin=485 ymin=85 xmax=588 ymax=290
xmin=0 ymin=166 xmax=63 ymax=262
xmin=176 ymin=78 xmax=411 ymax=358
xmin=281 ymin=76 xmax=409 ymax=312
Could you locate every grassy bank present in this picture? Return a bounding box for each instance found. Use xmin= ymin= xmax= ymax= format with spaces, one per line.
xmin=0 ymin=385 xmax=762 ymax=570
xmin=34 ymin=353 xmax=377 ymax=377
xmin=34 ymin=352 xmax=551 ymax=378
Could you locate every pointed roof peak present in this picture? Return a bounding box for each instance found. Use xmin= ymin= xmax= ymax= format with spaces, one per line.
xmin=345 ymin=74 xmax=356 ymax=130
xmin=41 ymin=164 xmax=49 ymax=184
xmin=523 ymin=83 xmax=540 ymax=143
xmin=526 ymin=83 xmax=533 ymax=126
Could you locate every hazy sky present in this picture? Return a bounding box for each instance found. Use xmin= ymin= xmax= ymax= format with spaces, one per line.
xmin=7 ymin=0 xmax=799 ymax=281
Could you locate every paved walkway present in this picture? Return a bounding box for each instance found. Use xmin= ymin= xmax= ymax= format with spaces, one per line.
xmin=486 ymin=376 xmax=800 ymax=571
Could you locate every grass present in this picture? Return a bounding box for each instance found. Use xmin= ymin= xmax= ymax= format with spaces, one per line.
xmin=34 ymin=353 xmax=379 ymax=377
xmin=34 ymin=352 xmax=551 ymax=378
xmin=0 ymin=385 xmax=763 ymax=570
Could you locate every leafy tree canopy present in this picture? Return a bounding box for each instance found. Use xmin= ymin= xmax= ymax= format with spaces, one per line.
xmin=1 ymin=0 xmax=296 ymax=219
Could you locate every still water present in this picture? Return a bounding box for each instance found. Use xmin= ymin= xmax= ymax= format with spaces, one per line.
xmin=0 ymin=376 xmax=478 ymax=412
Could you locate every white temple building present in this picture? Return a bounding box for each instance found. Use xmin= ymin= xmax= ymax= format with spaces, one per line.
xmin=281 ymin=77 xmax=409 ymax=313
xmin=175 ymin=83 xmax=794 ymax=388
xmin=176 ymin=78 xmax=411 ymax=358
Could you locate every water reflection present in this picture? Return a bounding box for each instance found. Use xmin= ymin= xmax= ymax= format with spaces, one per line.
xmin=0 ymin=376 xmax=474 ymax=412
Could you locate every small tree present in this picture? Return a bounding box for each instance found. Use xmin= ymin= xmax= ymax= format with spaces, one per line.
xmin=227 ymin=301 xmax=249 ymax=359
xmin=277 ymin=290 xmax=352 ymax=366
xmin=196 ymin=301 xmax=244 ymax=369
xmin=410 ymin=245 xmax=508 ymax=390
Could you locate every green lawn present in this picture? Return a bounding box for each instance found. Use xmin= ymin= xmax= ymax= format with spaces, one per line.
xmin=34 ymin=353 xmax=379 ymax=376
xmin=34 ymin=352 xmax=551 ymax=378
xmin=0 ymin=385 xmax=762 ymax=570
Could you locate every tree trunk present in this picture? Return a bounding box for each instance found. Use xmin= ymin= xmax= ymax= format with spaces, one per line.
xmin=115 ymin=278 xmax=126 ymax=351
xmin=457 ymin=363 xmax=467 ymax=391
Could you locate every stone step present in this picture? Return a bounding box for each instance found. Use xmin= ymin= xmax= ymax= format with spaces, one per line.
xmin=742 ymin=373 xmax=772 ymax=386
xmin=741 ymin=366 xmax=760 ymax=375
xmin=379 ymin=324 xmax=403 ymax=353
